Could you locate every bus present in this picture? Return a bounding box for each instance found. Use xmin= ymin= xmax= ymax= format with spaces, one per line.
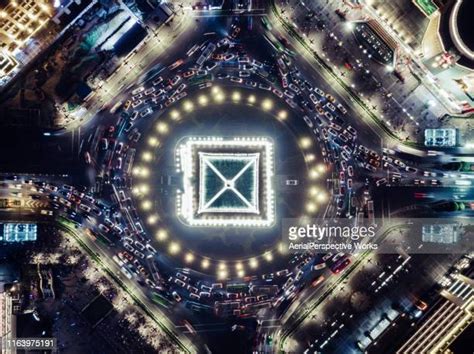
xmin=263 ymin=32 xmax=284 ymax=53
xmin=226 ymin=283 xmax=249 ymax=294
xmin=261 ymin=16 xmax=272 ymax=31
xmin=151 ymin=292 xmax=171 ymax=308
xmin=188 ymin=73 xmax=213 ymax=86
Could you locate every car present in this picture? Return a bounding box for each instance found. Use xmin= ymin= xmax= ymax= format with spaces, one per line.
xmin=172 ymin=291 xmax=182 ymax=302
xmin=244 ymin=80 xmax=257 ymax=87
xmin=331 ymin=258 xmax=351 ymax=274
xmin=140 ymin=107 xmax=153 ymax=117
xmin=288 ymin=83 xmax=300 ymax=93
xmin=347 ymin=178 xmax=353 ymax=190
xmin=206 ymin=62 xmax=218 ymax=71
xmin=414 ymin=299 xmax=428 ymax=311
xmin=312 ymin=275 xmax=325 ymax=287
xmin=326 ymin=94 xmax=335 ymax=103
xmin=216 ymin=72 xmax=229 ymax=79
xmin=134 ymin=250 xmax=145 ymax=259
xmin=176 ymin=272 xmax=189 ymax=282
xmin=131 ymin=86 xmax=144 ymax=95
xmin=217 ymin=37 xmax=230 ymax=47
xmin=100 ymin=138 xmax=108 ymax=150
xmin=134 ymin=241 xmax=145 ymax=251
xmin=337 ymin=103 xmax=347 ymax=114
xmin=183 ymin=70 xmax=195 ymax=78
xmin=295 ymin=270 xmax=304 ymax=281
xmin=238 ymin=70 xmax=250 ymax=78
xmin=303 ymin=115 xmax=313 ymax=128
xmin=285 ymin=284 xmax=296 ymax=296
xmin=326 ymin=103 xmax=336 ymax=112
xmin=312 ymin=262 xmax=326 ymax=271
xmin=405 ymin=166 xmax=417 ymax=173
xmin=343 ymin=145 xmax=353 ymax=155
xmin=230 ymin=76 xmax=243 ymax=83
xmin=314 ymin=87 xmax=325 ymax=96
xmin=309 ymin=93 xmax=319 ymax=105
xmin=152 ymin=76 xmax=163 ymax=86
xmin=169 ymin=75 xmax=181 ymax=86
xmin=272 ymin=88 xmax=283 ymax=98
xmin=322 ymin=253 xmax=333 ymax=262
xmin=346 ymin=125 xmax=356 ymax=136
xmin=376 ymin=178 xmax=387 ymax=186
xmin=339 ymin=134 xmax=349 ymax=144
xmin=286 ymin=179 xmax=298 ymax=186
xmin=394 ymin=159 xmax=406 ymax=168
xmin=328 ymin=128 xmax=338 ymax=137
xmin=325 ymin=112 xmax=334 ymax=121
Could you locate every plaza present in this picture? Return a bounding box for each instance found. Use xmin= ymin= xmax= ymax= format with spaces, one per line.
xmin=177 ymin=136 xmax=275 ymax=228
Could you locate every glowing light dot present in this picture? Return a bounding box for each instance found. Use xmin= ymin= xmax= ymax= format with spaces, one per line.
xmin=148 ymin=137 xmax=159 ymax=146
xmin=309 ymin=186 xmax=319 ymax=197
xmin=249 ymin=258 xmax=258 ymax=269
xmin=277 ymin=110 xmax=288 ymax=120
xmin=201 ymin=259 xmax=210 ymax=269
xmin=262 ymin=99 xmax=273 ymax=110
xmin=264 ymin=252 xmax=273 ymax=262
xmin=237 ymin=270 xmax=245 ymax=278
xmin=185 ymin=253 xmax=195 ymax=263
xmin=132 ymin=167 xmax=141 ymax=176
xmin=316 ymin=192 xmax=327 ymax=203
xmin=169 ymin=242 xmax=181 ymax=255
xmin=306 ymin=202 xmax=317 ymax=213
xmin=156 ymin=229 xmax=168 ymax=241
xmin=183 ymin=100 xmax=194 ymax=111
xmin=300 ymin=137 xmax=312 ymax=149
xmin=147 ymin=215 xmax=158 ymax=225
xmin=309 ymin=168 xmax=319 ymax=180
xmin=218 ymin=270 xmax=228 ymax=280
xmin=277 ymin=242 xmax=287 ymax=254
xmin=214 ymin=92 xmax=225 ymax=102
xmin=232 ymin=91 xmax=241 ymax=101
xmin=248 ymin=95 xmax=256 ymax=104
xmin=156 ymin=122 xmax=169 ymax=134
xmin=142 ymin=200 xmax=152 ymax=210
xmin=235 ymin=262 xmax=243 ymax=271
xmin=198 ymin=95 xmax=208 ymax=105
xmin=142 ymin=152 xmax=152 ymax=162
xmin=170 ymin=110 xmax=180 ymax=120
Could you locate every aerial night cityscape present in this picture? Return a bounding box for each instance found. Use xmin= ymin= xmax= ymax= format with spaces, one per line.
xmin=0 ymin=0 xmax=473 ymax=353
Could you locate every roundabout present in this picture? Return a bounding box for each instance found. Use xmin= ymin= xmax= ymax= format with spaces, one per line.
xmin=129 ymin=86 xmax=329 ymax=277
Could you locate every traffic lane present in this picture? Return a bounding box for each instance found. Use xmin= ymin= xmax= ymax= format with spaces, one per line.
xmin=78 ymin=15 xmax=223 ymax=146
xmin=286 ymin=46 xmax=383 ymax=150
xmin=293 ymin=251 xmax=455 ymax=353
xmin=241 ymin=20 xmax=383 ymax=154
xmin=264 ymin=17 xmax=384 ymax=151
xmin=71 ymin=226 xmax=201 ymax=352
xmin=69 ymin=11 xmax=200 ymax=134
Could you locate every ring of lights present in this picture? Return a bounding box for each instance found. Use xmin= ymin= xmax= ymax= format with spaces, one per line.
xmin=449 ymin=0 xmax=474 ymax=61
xmin=130 ymin=86 xmax=329 ymax=278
